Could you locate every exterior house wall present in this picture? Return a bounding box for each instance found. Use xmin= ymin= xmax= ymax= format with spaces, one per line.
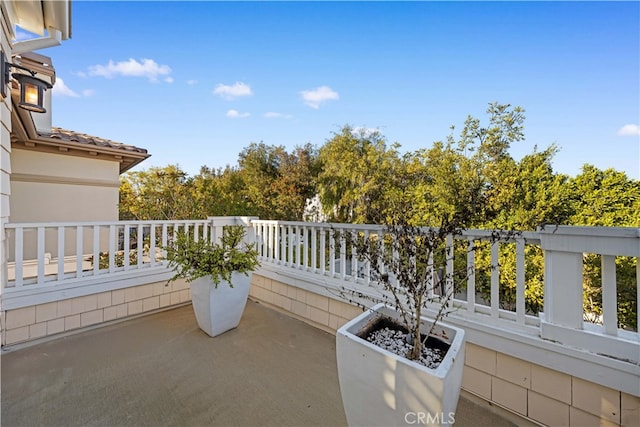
xmin=10 ymin=148 xmax=120 ymax=222
xmin=8 ymin=149 xmax=120 ymax=260
xmin=249 ymin=274 xmax=640 ymax=427
xmin=1 ymin=6 xmax=14 ymax=297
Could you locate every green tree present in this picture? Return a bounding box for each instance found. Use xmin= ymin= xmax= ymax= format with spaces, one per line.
xmin=237 ymin=142 xmax=320 ymax=220
xmin=317 ymin=126 xmax=401 ymax=223
xmin=119 ymin=165 xmax=197 ymax=220
xmin=568 ymin=165 xmax=639 ymax=330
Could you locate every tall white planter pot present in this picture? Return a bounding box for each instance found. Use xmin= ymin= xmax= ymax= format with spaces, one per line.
xmin=189 ymin=272 xmax=252 ymax=337
xmin=336 ymin=303 xmax=466 ymax=427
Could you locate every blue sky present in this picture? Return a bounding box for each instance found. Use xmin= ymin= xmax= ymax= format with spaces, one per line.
xmin=32 ymin=1 xmax=639 ymax=178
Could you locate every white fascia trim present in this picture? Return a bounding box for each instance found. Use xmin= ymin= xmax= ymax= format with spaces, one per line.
xmin=12 ymin=28 xmax=61 ymax=54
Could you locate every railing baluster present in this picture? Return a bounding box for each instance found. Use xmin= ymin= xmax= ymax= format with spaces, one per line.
xmin=350 ymin=228 xmax=358 ymax=281
xmin=109 ymin=225 xmax=116 ymax=273
xmin=162 ymin=223 xmax=169 ymax=266
xmin=37 ymin=227 xmax=45 ymax=284
xmin=340 ymin=232 xmax=347 ymax=280
xmin=272 ymin=224 xmax=277 ymax=262
xmin=312 ymin=228 xmax=318 ymax=272
xmin=363 ymin=230 xmax=370 ymax=285
xmin=14 ymin=226 xmax=24 ymax=287
xmin=601 ymin=255 xmax=618 ymax=335
xmin=287 ymin=225 xmax=293 ymax=267
xmin=515 ymin=239 xmax=526 ymax=323
xmin=427 ymin=251 xmax=434 ymax=299
xmin=329 ymin=230 xmax=336 ymax=277
xmin=320 ymin=227 xmax=326 ymax=275
xmin=490 ymin=240 xmax=499 ymax=318
xmin=150 ymin=224 xmax=157 ymax=266
xmin=278 ymin=224 xmax=284 ymax=264
xmin=136 ymin=224 xmax=143 ymax=268
xmin=75 ymin=225 xmax=83 ymax=279
xmin=123 ymin=224 xmax=130 ymax=270
xmin=57 ymin=226 xmax=65 ymax=281
xmin=445 ymin=234 xmax=454 ymax=309
xmin=93 ymin=225 xmax=100 ymax=275
xmin=303 ymin=226 xmax=309 ymax=270
xmin=467 ymin=237 xmax=475 ymax=313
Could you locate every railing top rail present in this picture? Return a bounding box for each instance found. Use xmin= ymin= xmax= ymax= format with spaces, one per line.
xmin=5 ymin=220 xmax=210 ymax=228
xmin=250 ymin=220 xmax=540 ymax=241
xmin=538 ymin=224 xmax=640 ymax=238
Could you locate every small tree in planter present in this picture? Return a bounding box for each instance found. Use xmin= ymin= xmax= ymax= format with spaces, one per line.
xmin=165 ymin=225 xmax=259 ymax=337
xmin=328 ymin=103 xmax=526 ymax=425
xmin=335 ymin=217 xmax=516 ymax=426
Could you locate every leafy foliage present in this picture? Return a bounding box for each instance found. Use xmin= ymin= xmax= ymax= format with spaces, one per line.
xmin=118 ymin=101 xmax=638 ymax=330
xmin=165 ymin=226 xmax=259 ymax=286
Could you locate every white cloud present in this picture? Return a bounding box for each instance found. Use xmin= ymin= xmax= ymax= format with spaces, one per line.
xmin=51 ymin=78 xmax=79 ymax=98
xmin=299 ymin=85 xmax=339 ymax=109
xmin=186 ymin=80 xmax=198 ymax=86
xmin=226 ymin=109 xmax=250 ymax=119
xmin=617 ymin=124 xmax=640 ymax=137
xmin=214 ymin=82 xmax=253 ymax=100
xmin=87 ymin=58 xmax=172 ymax=82
xmin=82 ymin=89 xmax=95 ymax=97
xmin=164 ymin=76 xmax=174 ymax=83
xmin=264 ymin=112 xmax=293 ymax=119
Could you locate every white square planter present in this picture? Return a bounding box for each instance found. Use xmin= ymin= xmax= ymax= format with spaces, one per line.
xmin=190 ymin=272 xmax=252 ymax=337
xmin=336 ymin=303 xmax=466 ymax=427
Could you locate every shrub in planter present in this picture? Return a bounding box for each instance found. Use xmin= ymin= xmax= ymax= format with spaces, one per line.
xmin=165 ymin=225 xmax=259 ymax=336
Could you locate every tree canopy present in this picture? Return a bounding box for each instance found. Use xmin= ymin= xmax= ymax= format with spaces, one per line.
xmin=118 ymin=102 xmax=638 ymax=329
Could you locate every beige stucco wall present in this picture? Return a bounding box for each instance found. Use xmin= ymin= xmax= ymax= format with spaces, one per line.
xmin=249 ymin=275 xmax=640 ymax=427
xmin=9 ymin=148 xmax=120 ymax=223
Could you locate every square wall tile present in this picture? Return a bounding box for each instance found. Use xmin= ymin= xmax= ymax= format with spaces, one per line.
xmin=570 ymin=407 xmax=618 ymax=427
xmin=528 ymin=391 xmax=569 ymax=426
xmin=462 ymin=365 xmax=492 ymax=400
xmin=531 ymin=364 xmax=571 ymax=404
xmin=29 ymin=322 xmax=47 ymax=339
xmin=5 ymin=306 xmax=35 ymax=329
xmin=492 ymin=377 xmax=527 ymax=416
xmin=65 ymin=314 xmax=81 ymax=331
xmin=5 ymin=326 xmax=29 ymax=345
xmin=496 ymin=353 xmax=531 ymax=388
xmin=621 ymin=392 xmax=640 ymax=427
xmin=572 ymin=377 xmax=620 ymax=423
xmin=466 ymin=343 xmax=497 ymax=375
xmin=47 ymin=318 xmax=65 ymax=335
xmin=35 ymin=302 xmax=57 ymax=323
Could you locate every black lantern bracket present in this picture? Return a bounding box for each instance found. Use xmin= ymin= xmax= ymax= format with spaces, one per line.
xmin=1 ymin=51 xmax=53 ymax=113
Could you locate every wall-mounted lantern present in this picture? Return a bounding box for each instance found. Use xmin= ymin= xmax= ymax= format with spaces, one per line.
xmin=1 ymin=52 xmax=53 ymax=113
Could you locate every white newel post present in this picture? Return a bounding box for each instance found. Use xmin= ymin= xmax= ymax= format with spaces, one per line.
xmin=208 ymin=216 xmax=258 ymax=246
xmin=541 ymin=249 xmax=584 ymax=329
xmin=538 ymin=225 xmax=640 ymax=364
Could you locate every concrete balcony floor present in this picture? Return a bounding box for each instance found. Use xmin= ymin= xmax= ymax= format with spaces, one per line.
xmin=2 ymin=301 xmax=516 ymax=427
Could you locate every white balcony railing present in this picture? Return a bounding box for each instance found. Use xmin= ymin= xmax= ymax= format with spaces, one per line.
xmin=4 ymin=220 xmax=212 ymax=289
xmin=2 ymin=218 xmax=638 ymax=394
xmin=251 ymin=220 xmax=640 ymax=365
